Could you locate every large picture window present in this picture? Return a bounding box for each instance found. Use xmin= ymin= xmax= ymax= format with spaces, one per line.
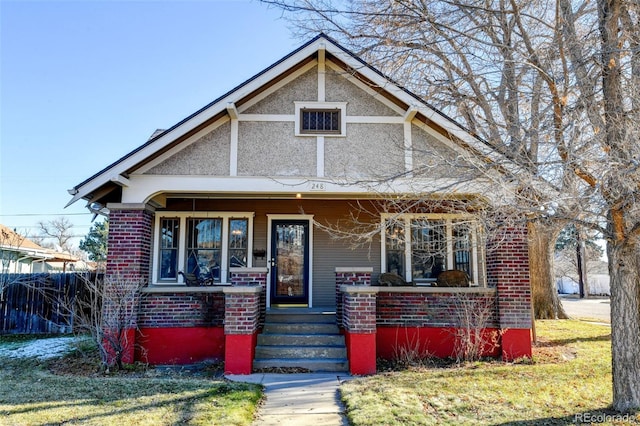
xmin=381 ymin=214 xmax=483 ymax=285
xmin=186 ymin=218 xmax=222 ymax=282
xmin=154 ymin=212 xmax=253 ymax=284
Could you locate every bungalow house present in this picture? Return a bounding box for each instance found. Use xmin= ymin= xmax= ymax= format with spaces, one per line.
xmin=67 ymin=34 xmax=532 ymax=375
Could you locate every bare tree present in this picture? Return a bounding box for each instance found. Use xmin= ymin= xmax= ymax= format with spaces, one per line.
xmin=264 ymin=0 xmax=640 ymax=411
xmin=37 ymin=217 xmax=74 ymax=251
xmin=56 ymin=273 xmax=145 ymax=371
xmin=263 ymin=0 xmax=585 ymax=319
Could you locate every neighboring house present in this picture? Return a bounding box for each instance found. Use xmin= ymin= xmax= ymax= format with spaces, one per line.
xmin=557 ymin=274 xmax=611 ymax=296
xmin=67 ymin=34 xmax=532 ymax=374
xmin=0 ymin=224 xmax=80 ymax=273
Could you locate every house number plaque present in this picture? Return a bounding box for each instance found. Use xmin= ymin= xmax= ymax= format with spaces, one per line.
xmin=309 ymin=182 xmax=327 ymax=191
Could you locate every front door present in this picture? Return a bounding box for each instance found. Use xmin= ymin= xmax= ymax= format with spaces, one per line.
xmin=270 ymin=220 xmax=309 ymax=306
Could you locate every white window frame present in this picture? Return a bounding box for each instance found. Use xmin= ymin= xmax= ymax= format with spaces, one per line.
xmin=380 ymin=213 xmax=483 ymax=286
xmin=295 ymin=101 xmax=347 ymax=137
xmin=152 ymin=212 xmax=254 ymax=285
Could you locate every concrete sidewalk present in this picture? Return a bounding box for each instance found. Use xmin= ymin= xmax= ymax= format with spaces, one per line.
xmin=226 ymin=373 xmax=353 ymax=426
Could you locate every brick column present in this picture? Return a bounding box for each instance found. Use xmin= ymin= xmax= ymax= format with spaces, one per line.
xmin=335 ymin=267 xmax=372 ymax=328
xmin=104 ymin=204 xmax=154 ymax=365
xmin=223 ymin=286 xmax=262 ymax=374
xmin=486 ymin=225 xmax=532 ymax=361
xmin=341 ymin=286 xmax=377 ymax=375
xmin=230 ymin=267 xmax=268 ymax=329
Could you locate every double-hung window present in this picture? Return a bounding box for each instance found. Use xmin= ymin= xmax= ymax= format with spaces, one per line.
xmin=159 ymin=218 xmax=180 ymax=280
xmin=154 ymin=212 xmax=253 ymax=285
xmin=381 ymin=214 xmax=483 ymax=286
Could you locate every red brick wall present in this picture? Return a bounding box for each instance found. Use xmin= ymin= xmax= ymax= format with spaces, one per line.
xmin=231 ymin=269 xmax=267 ymax=328
xmin=376 ymin=292 xmax=499 ymax=328
xmin=336 ymin=270 xmax=371 ymax=327
xmin=138 ymin=293 xmax=225 ymax=328
xmin=486 ymin=225 xmax=532 ymax=329
xmin=103 ymin=207 xmax=154 ymax=364
xmin=106 ymin=208 xmax=153 ymax=283
xmin=224 ymin=293 xmax=260 ymax=334
xmin=342 ymin=291 xmax=377 ymax=333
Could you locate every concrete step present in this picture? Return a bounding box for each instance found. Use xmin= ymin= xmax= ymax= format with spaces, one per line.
xmin=255 ymin=345 xmax=347 ymax=359
xmin=265 ymin=312 xmax=336 ymax=324
xmin=253 ymin=358 xmax=349 ymax=372
xmin=257 ymin=333 xmax=345 ymax=346
xmin=263 ymin=322 xmax=340 ymax=335
xmin=255 ymin=309 xmax=348 ymax=372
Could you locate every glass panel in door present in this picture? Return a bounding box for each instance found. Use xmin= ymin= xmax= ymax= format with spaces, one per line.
xmin=270 ymin=220 xmax=309 ymax=306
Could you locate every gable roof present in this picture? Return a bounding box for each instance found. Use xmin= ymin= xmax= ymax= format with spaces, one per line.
xmin=0 ymin=223 xmax=80 ymax=264
xmin=0 ymin=224 xmax=43 ymax=252
xmin=67 ymin=33 xmax=511 ymax=208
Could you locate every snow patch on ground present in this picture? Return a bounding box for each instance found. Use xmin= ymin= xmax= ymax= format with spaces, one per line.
xmin=0 ymin=336 xmax=77 ymax=360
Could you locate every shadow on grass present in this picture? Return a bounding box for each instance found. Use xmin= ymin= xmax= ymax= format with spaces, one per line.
xmin=494 ymin=408 xmax=640 ymax=425
xmin=1 ymin=371 xmax=260 ymax=425
xmin=536 ymin=333 xmax=611 ymax=348
xmin=1 ymin=387 xmax=227 ymax=424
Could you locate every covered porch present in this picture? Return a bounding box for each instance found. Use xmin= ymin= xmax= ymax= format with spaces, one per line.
xmin=120 ymin=261 xmax=531 ymax=375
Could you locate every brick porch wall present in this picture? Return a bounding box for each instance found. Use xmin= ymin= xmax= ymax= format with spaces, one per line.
xmin=377 ymin=291 xmax=499 ymax=328
xmin=230 ymin=267 xmax=267 ymax=329
xmin=335 ymin=267 xmax=372 ymax=328
xmin=138 ymin=293 xmax=225 ymax=328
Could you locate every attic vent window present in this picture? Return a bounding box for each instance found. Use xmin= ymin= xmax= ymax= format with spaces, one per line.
xmin=301 ymin=109 xmax=340 ymax=134
xmin=295 ymin=102 xmax=347 ymax=137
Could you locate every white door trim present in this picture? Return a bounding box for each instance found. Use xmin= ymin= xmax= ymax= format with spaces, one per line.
xmin=266 ymin=214 xmax=314 ymax=308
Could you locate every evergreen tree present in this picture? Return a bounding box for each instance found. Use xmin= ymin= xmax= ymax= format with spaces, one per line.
xmin=80 ymin=220 xmax=108 ymax=262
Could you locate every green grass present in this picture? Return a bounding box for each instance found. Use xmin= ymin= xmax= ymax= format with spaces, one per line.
xmin=0 ymin=337 xmax=261 ymax=426
xmin=341 ymin=320 xmax=640 ymax=425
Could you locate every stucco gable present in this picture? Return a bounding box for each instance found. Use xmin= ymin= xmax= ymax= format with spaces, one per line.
xmin=325 ymin=68 xmax=399 ymax=116
xmin=411 ymin=124 xmax=474 ymax=178
xmin=68 ymin=34 xmax=518 ymax=209
xmin=144 ymin=121 xmax=231 ymax=176
xmin=242 ymin=67 xmax=318 ymax=115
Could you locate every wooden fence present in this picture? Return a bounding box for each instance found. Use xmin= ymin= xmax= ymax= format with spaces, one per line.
xmin=0 ymin=273 xmax=100 ymax=335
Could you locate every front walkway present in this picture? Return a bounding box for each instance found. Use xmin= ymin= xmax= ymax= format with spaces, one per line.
xmin=226 ymin=373 xmax=353 ymax=426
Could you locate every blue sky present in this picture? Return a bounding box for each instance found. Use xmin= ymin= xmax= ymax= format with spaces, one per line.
xmin=1 ymin=0 xmax=298 ymax=247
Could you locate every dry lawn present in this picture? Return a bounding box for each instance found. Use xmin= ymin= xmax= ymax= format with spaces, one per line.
xmin=0 ymin=337 xmax=261 ymax=426
xmin=341 ymin=320 xmax=639 ymax=425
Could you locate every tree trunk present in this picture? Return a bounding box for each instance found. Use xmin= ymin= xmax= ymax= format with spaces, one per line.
xmin=607 ymin=239 xmax=640 ymax=411
xmin=598 ymin=0 xmax=640 ymax=411
xmin=528 ymin=221 xmax=568 ymax=319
